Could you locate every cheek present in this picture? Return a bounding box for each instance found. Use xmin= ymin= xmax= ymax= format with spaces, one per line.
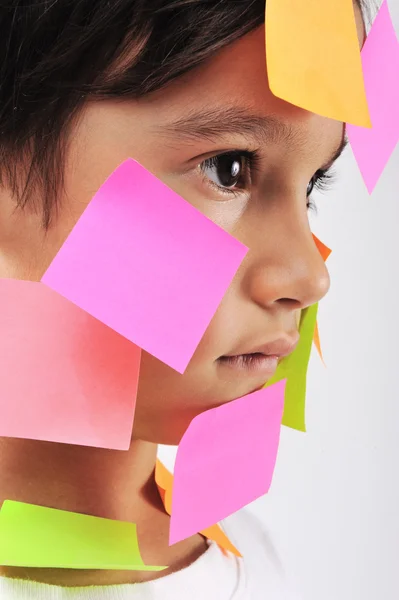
xmin=133 ymin=352 xmax=208 ymax=444
xmin=132 ymin=302 xmax=238 ymax=443
xmin=135 ymin=351 xmax=210 ymax=415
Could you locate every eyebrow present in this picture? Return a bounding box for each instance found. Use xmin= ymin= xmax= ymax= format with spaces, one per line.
xmin=157 ymin=106 xmax=348 ymax=168
xmin=157 ymin=106 xmax=294 ymax=146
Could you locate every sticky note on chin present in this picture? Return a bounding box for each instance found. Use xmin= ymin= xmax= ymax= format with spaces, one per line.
xmin=0 ymin=279 xmax=140 ymax=450
xmin=347 ymin=1 xmax=399 ymax=193
xmin=169 ymin=380 xmax=286 ymax=545
xmin=0 ymin=501 xmax=166 ymax=571
xmin=42 ymin=160 xmax=248 ymax=374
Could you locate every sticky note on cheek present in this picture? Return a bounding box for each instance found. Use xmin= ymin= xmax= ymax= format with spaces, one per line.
xmin=169 ymin=381 xmax=286 ymax=545
xmin=0 ymin=279 xmax=140 ymax=450
xmin=347 ymin=1 xmax=399 ymax=193
xmin=266 ymin=0 xmax=371 ymax=127
xmin=42 ymin=160 xmax=248 ymax=374
xmin=264 ymin=303 xmax=318 ymax=432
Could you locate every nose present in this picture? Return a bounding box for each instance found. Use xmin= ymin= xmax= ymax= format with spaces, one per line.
xmin=242 ymin=209 xmax=330 ymax=312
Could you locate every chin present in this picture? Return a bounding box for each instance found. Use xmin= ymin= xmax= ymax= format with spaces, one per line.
xmin=134 ymin=402 xmax=221 ymax=446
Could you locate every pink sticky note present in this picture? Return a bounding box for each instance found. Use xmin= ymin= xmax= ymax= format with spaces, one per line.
xmin=0 ymin=279 xmax=140 ymax=450
xmin=42 ymin=160 xmax=248 ymax=374
xmin=347 ymin=1 xmax=399 ymax=193
xmin=169 ymin=380 xmax=286 ymax=545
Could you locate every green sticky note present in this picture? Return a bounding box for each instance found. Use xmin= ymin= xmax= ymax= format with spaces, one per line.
xmin=264 ymin=303 xmax=318 ymax=432
xmin=0 ymin=500 xmax=167 ymax=571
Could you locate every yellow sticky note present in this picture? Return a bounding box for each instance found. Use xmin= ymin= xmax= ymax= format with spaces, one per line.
xmin=0 ymin=500 xmax=166 ymax=571
xmin=266 ymin=0 xmax=371 ymax=127
xmin=264 ymin=303 xmax=318 ymax=431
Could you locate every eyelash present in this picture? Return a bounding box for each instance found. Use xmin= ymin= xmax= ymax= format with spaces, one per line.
xmin=307 ymin=169 xmax=335 ymax=213
xmin=200 ymin=150 xmax=335 ymax=213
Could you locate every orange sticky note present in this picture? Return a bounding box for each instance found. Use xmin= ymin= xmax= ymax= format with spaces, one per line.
xmin=266 ymin=0 xmax=371 ymax=127
xmin=313 ymin=320 xmax=325 ymax=365
xmin=313 ymin=234 xmax=332 ymax=262
xmin=312 ymin=234 xmax=330 ymax=363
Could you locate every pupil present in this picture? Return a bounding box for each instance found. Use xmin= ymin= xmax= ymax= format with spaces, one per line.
xmin=231 ymin=160 xmax=240 ymax=178
xmin=218 ymin=156 xmax=241 ymax=187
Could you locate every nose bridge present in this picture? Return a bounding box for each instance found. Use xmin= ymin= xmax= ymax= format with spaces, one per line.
xmin=242 ymin=204 xmax=330 ymax=310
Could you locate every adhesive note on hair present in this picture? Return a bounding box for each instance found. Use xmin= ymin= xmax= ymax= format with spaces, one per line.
xmin=265 ymin=303 xmax=318 ymax=432
xmin=0 ymin=279 xmax=140 ymax=450
xmin=266 ymin=0 xmax=371 ymax=126
xmin=42 ymin=160 xmax=248 ymax=374
xmin=347 ymin=1 xmax=399 ymax=193
xmin=0 ymin=501 xmax=166 ymax=571
xmin=169 ymin=381 xmax=286 ymax=545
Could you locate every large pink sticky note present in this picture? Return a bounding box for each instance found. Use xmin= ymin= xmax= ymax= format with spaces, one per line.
xmin=42 ymin=160 xmax=248 ymax=374
xmin=0 ymin=279 xmax=140 ymax=450
xmin=169 ymin=380 xmax=286 ymax=545
xmin=347 ymin=1 xmax=399 ymax=193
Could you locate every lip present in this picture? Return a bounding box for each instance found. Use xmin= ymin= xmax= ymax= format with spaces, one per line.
xmin=218 ymin=353 xmax=280 ymax=376
xmin=217 ymin=334 xmax=299 ymax=378
xmin=222 ymin=334 xmax=300 ymax=360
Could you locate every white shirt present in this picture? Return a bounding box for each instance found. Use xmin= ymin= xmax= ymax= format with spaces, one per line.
xmin=0 ymin=510 xmax=300 ymax=599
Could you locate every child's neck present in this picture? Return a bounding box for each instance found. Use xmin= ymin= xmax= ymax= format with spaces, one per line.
xmin=0 ymin=436 xmax=208 ymax=586
xmin=0 ymin=436 xmax=158 ymax=521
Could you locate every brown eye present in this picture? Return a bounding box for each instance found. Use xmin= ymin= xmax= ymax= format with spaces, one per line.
xmin=201 ymin=153 xmax=248 ymax=189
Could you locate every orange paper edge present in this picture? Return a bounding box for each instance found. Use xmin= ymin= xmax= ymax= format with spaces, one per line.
xmin=312 ymin=234 xmax=332 ymax=262
xmin=312 ymin=234 xmax=330 ymax=364
xmin=313 ymin=320 xmax=326 ymax=366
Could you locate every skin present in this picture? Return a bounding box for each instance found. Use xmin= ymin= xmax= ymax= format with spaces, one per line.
xmin=0 ymin=6 xmax=364 ymax=588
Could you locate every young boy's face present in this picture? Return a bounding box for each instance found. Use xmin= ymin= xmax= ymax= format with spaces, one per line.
xmin=0 ymin=8 xmax=364 ymax=445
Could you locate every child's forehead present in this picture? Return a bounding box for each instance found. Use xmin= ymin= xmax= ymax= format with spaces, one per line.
xmin=135 ymin=28 xmax=343 ymax=171
xmin=139 ymin=28 xmax=305 ymax=132
xmin=140 ymin=1 xmax=365 ymax=122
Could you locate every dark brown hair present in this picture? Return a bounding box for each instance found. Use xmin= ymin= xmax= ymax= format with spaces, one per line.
xmin=0 ymin=0 xmax=368 ymax=226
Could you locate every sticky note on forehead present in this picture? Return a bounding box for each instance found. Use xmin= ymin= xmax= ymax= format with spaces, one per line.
xmin=266 ymin=0 xmax=371 ymax=127
xmin=347 ymin=1 xmax=399 ymax=193
xmin=0 ymin=279 xmax=140 ymax=450
xmin=42 ymin=160 xmax=248 ymax=374
xmin=169 ymin=381 xmax=286 ymax=545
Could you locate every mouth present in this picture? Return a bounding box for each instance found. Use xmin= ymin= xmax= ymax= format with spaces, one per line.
xmin=217 ymin=335 xmax=299 ymax=378
xmin=217 ymin=353 xmax=280 ymax=375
